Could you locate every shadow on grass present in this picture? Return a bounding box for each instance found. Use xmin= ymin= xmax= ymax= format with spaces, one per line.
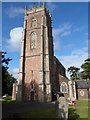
xmin=68 ymin=108 xmax=80 ymax=120
xmin=2 ymin=113 xmax=55 ymax=120
xmin=2 ymin=113 xmax=20 ymax=120
xmin=2 ymin=108 xmax=55 ymax=120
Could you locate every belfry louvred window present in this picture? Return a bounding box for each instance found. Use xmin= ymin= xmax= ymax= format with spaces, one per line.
xmin=31 ymin=18 xmax=37 ymax=28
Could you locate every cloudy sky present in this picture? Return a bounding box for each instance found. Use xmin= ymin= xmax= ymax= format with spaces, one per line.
xmin=2 ymin=2 xmax=88 ymax=78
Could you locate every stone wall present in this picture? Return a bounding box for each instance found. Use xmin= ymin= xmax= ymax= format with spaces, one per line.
xmin=52 ymin=56 xmax=69 ymax=100
xmin=17 ymin=4 xmax=69 ymax=102
xmin=77 ymin=89 xmax=88 ymax=100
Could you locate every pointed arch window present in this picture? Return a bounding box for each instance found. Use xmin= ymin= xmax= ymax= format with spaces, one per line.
xmin=60 ymin=82 xmax=68 ymax=93
xmin=30 ymin=32 xmax=37 ymax=49
xmin=31 ymin=18 xmax=37 ymax=28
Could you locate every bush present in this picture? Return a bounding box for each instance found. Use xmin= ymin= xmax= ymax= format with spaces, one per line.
xmin=4 ymin=95 xmax=12 ymax=101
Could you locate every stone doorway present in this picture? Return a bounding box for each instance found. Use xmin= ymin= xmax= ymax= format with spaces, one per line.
xmin=30 ymin=79 xmax=35 ymax=101
xmin=30 ymin=91 xmax=34 ymax=101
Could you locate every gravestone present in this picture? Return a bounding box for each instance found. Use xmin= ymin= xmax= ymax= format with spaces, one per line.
xmin=55 ymin=94 xmax=68 ymax=120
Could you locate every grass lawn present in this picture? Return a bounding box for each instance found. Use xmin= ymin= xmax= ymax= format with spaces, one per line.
xmin=20 ymin=108 xmax=55 ymax=118
xmin=69 ymin=100 xmax=89 ymax=119
xmin=2 ymin=100 xmax=16 ymax=104
xmin=19 ymin=100 xmax=89 ymax=119
xmin=2 ymin=99 xmax=89 ymax=119
xmin=77 ymin=108 xmax=88 ymax=118
xmin=71 ymin=100 xmax=88 ymax=106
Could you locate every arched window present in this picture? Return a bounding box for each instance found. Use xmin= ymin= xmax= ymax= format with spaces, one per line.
xmin=31 ymin=18 xmax=37 ymax=28
xmin=60 ymin=82 xmax=68 ymax=93
xmin=30 ymin=32 xmax=37 ymax=49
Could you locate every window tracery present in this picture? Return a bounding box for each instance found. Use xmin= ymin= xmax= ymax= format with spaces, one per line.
xmin=60 ymin=82 xmax=68 ymax=93
xmin=31 ymin=18 xmax=37 ymax=28
xmin=30 ymin=32 xmax=37 ymax=49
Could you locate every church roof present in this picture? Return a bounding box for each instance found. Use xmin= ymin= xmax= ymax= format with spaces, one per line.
xmin=54 ymin=56 xmax=65 ymax=69
xmin=75 ymin=80 xmax=89 ymax=89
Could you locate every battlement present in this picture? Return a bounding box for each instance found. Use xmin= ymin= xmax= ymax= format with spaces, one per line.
xmin=24 ymin=3 xmax=51 ymax=18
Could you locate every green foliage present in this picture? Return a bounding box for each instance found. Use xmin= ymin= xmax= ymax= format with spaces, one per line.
xmin=67 ymin=58 xmax=90 ymax=80
xmin=79 ymin=71 xmax=87 ymax=79
xmin=67 ymin=66 xmax=80 ymax=80
xmin=4 ymin=95 xmax=12 ymax=101
xmin=69 ymin=100 xmax=88 ymax=119
xmin=2 ymin=51 xmax=12 ymax=69
xmin=80 ymin=58 xmax=90 ymax=80
xmin=68 ymin=108 xmax=80 ymax=120
xmin=2 ymin=51 xmax=16 ymax=96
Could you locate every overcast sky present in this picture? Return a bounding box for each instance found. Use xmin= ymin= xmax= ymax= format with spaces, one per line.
xmin=2 ymin=2 xmax=88 ymax=79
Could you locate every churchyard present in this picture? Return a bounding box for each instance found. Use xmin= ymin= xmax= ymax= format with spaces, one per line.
xmin=2 ymin=99 xmax=89 ymax=119
xmin=69 ymin=100 xmax=89 ymax=119
xmin=18 ymin=100 xmax=89 ymax=119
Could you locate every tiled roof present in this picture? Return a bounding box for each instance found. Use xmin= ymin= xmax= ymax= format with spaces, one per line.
xmin=75 ymin=80 xmax=89 ymax=89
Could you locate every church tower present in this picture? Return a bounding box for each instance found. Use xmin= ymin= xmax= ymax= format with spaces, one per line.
xmin=17 ymin=3 xmax=54 ymax=102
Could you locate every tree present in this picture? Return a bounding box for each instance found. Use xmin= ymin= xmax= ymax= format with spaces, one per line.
xmin=80 ymin=58 xmax=90 ymax=80
xmin=2 ymin=51 xmax=16 ymax=96
xmin=67 ymin=66 xmax=80 ymax=80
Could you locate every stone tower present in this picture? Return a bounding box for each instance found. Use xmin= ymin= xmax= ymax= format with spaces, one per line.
xmin=16 ymin=3 xmax=54 ymax=102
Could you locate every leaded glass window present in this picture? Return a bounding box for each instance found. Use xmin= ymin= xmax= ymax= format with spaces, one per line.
xmin=60 ymin=82 xmax=68 ymax=93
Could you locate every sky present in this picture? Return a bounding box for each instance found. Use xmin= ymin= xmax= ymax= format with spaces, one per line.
xmin=2 ymin=2 xmax=88 ymax=79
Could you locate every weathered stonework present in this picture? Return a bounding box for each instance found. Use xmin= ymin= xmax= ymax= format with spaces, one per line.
xmin=77 ymin=89 xmax=88 ymax=100
xmin=16 ymin=3 xmax=69 ymax=102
